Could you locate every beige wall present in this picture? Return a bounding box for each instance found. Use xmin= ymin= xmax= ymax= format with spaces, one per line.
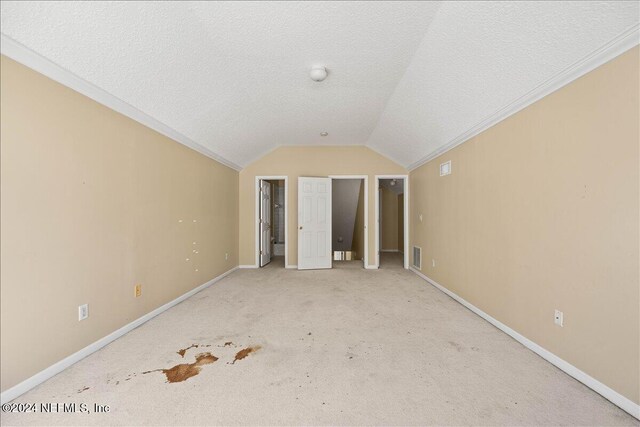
xmin=409 ymin=47 xmax=639 ymax=404
xmin=381 ymin=187 xmax=399 ymax=250
xmin=0 ymin=56 xmax=239 ymax=392
xmin=239 ymin=146 xmax=406 ymax=266
xmin=352 ymin=181 xmax=365 ymax=261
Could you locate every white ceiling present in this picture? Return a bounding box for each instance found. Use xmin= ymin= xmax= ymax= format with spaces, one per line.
xmin=1 ymin=1 xmax=638 ymax=170
xmin=368 ymin=1 xmax=640 ymax=168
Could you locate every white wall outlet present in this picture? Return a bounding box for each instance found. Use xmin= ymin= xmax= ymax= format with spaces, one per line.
xmin=554 ymin=309 xmax=564 ymax=327
xmin=432 ymin=259 xmax=436 ymax=267
xmin=419 ymin=214 xmax=423 ymax=222
xmin=225 ymin=252 xmax=229 ymax=260
xmin=78 ymin=304 xmax=89 ymax=321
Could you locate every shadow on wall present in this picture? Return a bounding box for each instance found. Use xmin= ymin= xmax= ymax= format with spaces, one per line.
xmin=332 ymin=179 xmax=364 ymax=261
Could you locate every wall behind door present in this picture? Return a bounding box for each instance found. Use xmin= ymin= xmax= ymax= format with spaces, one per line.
xmin=381 ymin=186 xmax=399 ymax=251
xmin=239 ymin=146 xmax=406 ymax=266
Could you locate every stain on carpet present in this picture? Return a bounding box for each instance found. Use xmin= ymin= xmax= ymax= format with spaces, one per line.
xmin=143 ymin=352 xmax=219 ymax=383
xmin=77 ymin=386 xmax=89 ymax=393
xmin=232 ymin=346 xmax=262 ymax=364
xmin=177 ymin=344 xmax=199 ymax=357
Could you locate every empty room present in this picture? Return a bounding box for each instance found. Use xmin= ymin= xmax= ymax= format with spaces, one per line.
xmin=0 ymin=1 xmax=638 ymax=426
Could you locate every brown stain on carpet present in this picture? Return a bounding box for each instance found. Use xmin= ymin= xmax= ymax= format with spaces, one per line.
xmin=143 ymin=352 xmax=219 ymax=383
xmin=232 ymin=346 xmax=262 ymax=364
xmin=224 ymin=341 xmax=233 ymax=347
xmin=177 ymin=344 xmax=199 ymax=357
xmin=77 ymin=386 xmax=89 ymax=393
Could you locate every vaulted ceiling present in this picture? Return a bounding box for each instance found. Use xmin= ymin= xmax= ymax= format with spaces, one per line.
xmin=1 ymin=1 xmax=638 ymax=170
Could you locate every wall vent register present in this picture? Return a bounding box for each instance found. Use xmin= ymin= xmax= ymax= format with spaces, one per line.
xmin=412 ymin=246 xmax=422 ymax=270
xmin=440 ymin=160 xmax=451 ymax=176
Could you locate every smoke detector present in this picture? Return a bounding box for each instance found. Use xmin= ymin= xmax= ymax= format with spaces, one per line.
xmin=310 ymin=66 xmax=328 ymax=82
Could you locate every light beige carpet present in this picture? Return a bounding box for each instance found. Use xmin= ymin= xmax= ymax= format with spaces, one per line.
xmin=2 ymin=254 xmax=637 ymax=426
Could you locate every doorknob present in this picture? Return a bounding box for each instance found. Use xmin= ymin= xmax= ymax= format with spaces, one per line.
xmin=299 ymin=226 xmax=303 ymax=230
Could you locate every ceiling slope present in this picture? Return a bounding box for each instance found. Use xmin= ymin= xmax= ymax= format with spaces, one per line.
xmin=367 ymin=1 xmax=639 ymax=168
xmin=0 ymin=1 xmax=440 ymax=168
xmin=1 ymin=2 xmax=638 ymax=169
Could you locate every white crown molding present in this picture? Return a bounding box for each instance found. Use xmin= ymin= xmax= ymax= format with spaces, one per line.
xmin=0 ymin=266 xmax=239 ymax=405
xmin=0 ymin=33 xmax=242 ymax=172
xmin=410 ymin=267 xmax=640 ymax=420
xmin=407 ymin=24 xmax=640 ymax=171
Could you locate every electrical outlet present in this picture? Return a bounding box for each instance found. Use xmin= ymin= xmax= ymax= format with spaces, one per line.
xmin=225 ymin=253 xmax=229 ymax=260
xmin=432 ymin=259 xmax=436 ymax=267
xmin=78 ymin=304 xmax=88 ymax=321
xmin=554 ymin=309 xmax=564 ymax=327
xmin=135 ymin=284 xmax=142 ymax=298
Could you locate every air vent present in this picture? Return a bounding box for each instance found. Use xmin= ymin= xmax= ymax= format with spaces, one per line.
xmin=412 ymin=246 xmax=422 ymax=270
xmin=440 ymin=160 xmax=451 ymax=176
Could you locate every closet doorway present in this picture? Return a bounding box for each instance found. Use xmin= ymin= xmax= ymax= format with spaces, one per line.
xmin=255 ymin=176 xmax=288 ymax=268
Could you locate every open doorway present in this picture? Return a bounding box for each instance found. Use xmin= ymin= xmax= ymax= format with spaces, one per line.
xmin=330 ymin=176 xmax=368 ymax=268
xmin=256 ymin=176 xmax=287 ymax=268
xmin=375 ymin=176 xmax=408 ymax=269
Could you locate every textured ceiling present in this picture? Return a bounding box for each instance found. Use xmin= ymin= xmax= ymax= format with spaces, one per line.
xmin=1 ymin=1 xmax=638 ymax=169
xmin=367 ymin=1 xmax=639 ymax=168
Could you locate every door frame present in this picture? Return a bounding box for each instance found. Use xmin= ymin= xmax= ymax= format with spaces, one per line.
xmin=255 ymin=176 xmax=288 ymax=268
xmin=328 ymin=175 xmax=368 ymax=268
xmin=374 ymin=175 xmax=409 ymax=269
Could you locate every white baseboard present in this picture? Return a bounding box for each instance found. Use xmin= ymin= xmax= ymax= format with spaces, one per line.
xmin=409 ymin=268 xmax=640 ymax=420
xmin=365 ymin=265 xmax=379 ymax=270
xmin=238 ymin=264 xmax=258 ymax=269
xmin=380 ymin=249 xmax=399 ymax=253
xmin=0 ymin=266 xmax=239 ymax=405
xmin=285 ymin=265 xmax=298 ymax=269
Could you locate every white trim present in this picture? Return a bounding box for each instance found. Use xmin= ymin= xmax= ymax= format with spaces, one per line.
xmin=0 ymin=266 xmax=238 ymax=405
xmin=329 ymin=175 xmax=368 ymax=268
xmin=255 ymin=176 xmax=288 ymax=268
xmin=375 ymin=175 xmax=409 ymax=269
xmin=410 ymin=268 xmax=640 ymax=420
xmin=407 ymin=24 xmax=640 ymax=171
xmin=285 ymin=264 xmax=298 ymax=269
xmin=238 ymin=265 xmax=258 ymax=269
xmin=0 ymin=34 xmax=242 ymax=171
xmin=365 ymin=264 xmax=379 ymax=270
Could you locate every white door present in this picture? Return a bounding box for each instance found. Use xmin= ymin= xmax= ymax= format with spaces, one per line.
xmin=259 ymin=180 xmax=271 ymax=267
xmin=298 ymin=177 xmax=332 ymax=270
